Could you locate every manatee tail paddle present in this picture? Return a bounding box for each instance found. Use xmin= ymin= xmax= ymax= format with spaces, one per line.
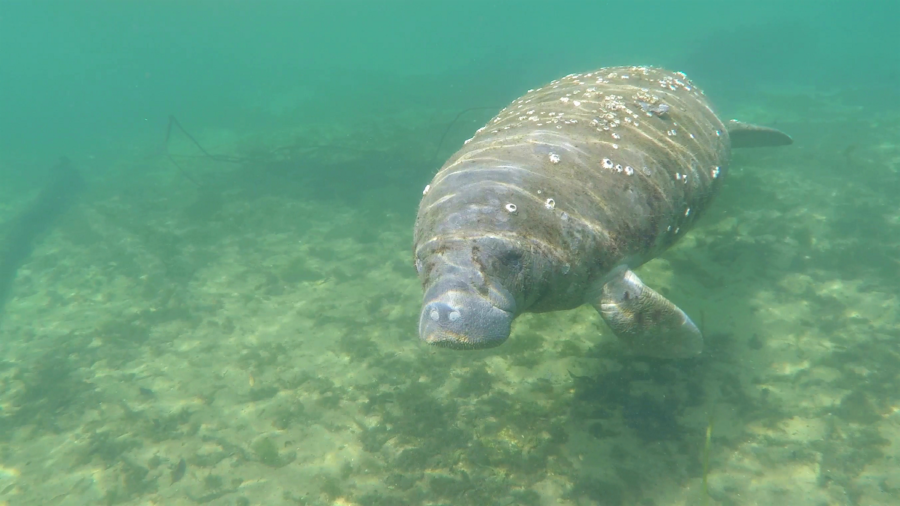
xmin=726 ymin=119 xmax=793 ymax=148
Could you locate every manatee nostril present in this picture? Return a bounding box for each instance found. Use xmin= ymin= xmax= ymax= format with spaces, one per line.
xmin=426 ymin=303 xmax=463 ymax=325
xmin=419 ymin=294 xmax=513 ymax=348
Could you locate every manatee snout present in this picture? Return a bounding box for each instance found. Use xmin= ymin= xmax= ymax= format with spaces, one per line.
xmin=418 ymin=277 xmax=516 ymax=349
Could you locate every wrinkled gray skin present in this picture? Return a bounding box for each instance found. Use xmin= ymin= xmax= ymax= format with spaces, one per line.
xmin=413 ymin=66 xmax=791 ymax=357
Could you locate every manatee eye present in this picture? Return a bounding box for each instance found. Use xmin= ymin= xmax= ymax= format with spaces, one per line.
xmin=499 ymin=250 xmax=524 ymax=271
xmin=623 ymin=290 xmax=631 ymax=301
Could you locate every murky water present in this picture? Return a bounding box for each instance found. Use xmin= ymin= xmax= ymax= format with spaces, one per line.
xmin=0 ymin=2 xmax=898 ymax=505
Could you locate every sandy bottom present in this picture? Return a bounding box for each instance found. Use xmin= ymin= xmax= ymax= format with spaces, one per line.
xmin=1 ymin=90 xmax=900 ymax=506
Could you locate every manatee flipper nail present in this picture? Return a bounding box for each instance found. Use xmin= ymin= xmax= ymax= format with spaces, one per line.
xmin=594 ymin=269 xmax=702 ymax=358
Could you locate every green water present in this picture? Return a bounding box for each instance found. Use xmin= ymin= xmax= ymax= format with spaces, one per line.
xmin=0 ymin=1 xmax=898 ymax=505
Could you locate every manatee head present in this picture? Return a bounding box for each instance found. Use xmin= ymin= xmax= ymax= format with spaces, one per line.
xmin=416 ymin=242 xmax=518 ymax=349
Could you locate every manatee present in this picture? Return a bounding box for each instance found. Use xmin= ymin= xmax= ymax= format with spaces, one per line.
xmin=413 ymin=66 xmax=791 ymax=357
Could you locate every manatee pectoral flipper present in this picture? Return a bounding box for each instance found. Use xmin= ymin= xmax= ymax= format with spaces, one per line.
xmin=727 ymin=119 xmax=793 ymax=148
xmin=591 ymin=269 xmax=702 ymax=359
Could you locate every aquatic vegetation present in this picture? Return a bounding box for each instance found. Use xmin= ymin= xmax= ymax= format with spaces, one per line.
xmin=251 ymin=437 xmax=279 ymax=466
xmin=315 ymin=472 xmax=344 ymax=501
xmin=453 ymin=365 xmax=493 ymax=397
xmin=185 ymin=487 xmax=240 ymax=504
xmin=358 ymin=422 xmax=394 ymax=453
xmin=506 ymin=331 xmax=545 ymax=353
xmin=556 ymin=339 xmax=585 ymax=358
xmin=701 ymin=414 xmax=714 ymax=506
xmin=427 ymin=473 xmax=468 ymax=500
xmin=393 ymin=447 xmax=427 ymax=471
xmin=78 ymin=429 xmax=142 ymax=466
xmin=237 ymin=342 xmax=289 ymax=370
xmin=355 ymin=491 xmax=410 ymax=506
xmin=101 ymin=458 xmax=158 ymax=505
xmin=251 ymin=437 xmax=296 ymax=468
xmin=385 ymin=472 xmax=419 ymax=492
xmin=2 ymin=348 xmax=94 ymax=434
xmin=171 ymin=457 xmax=187 ymax=484
xmin=97 ymin=318 xmax=150 ymax=348
xmin=621 ymin=393 xmax=682 ymax=442
xmin=279 ymin=371 xmax=313 ymax=390
xmin=140 ymin=407 xmax=193 ymax=442
xmin=189 ymin=450 xmax=229 ymax=468
xmin=280 ymin=256 xmax=321 ymax=284
xmin=271 ymin=401 xmax=311 ymax=430
xmin=316 ymin=390 xmax=341 ymax=409
xmin=565 ymin=477 xmax=625 ymax=506
xmin=338 ymin=333 xmax=381 ymax=363
xmin=837 ymin=390 xmax=880 ymax=424
xmin=246 ymin=385 xmax=279 ymax=402
xmin=203 ymin=473 xmax=224 ymax=491
xmin=816 ymin=423 xmax=889 ymax=491
xmin=528 ymin=377 xmax=554 ymax=395
xmin=122 ymin=459 xmax=157 ymax=497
